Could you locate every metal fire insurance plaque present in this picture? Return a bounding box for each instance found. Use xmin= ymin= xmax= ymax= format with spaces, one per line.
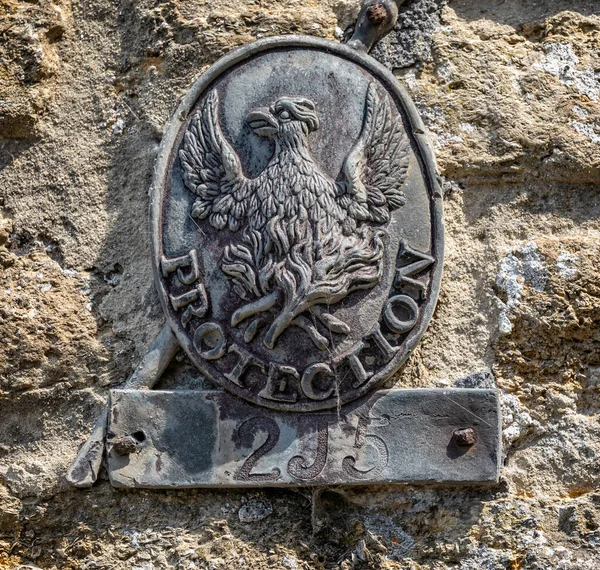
xmin=157 ymin=37 xmax=441 ymax=412
xmin=67 ymin=4 xmax=501 ymax=490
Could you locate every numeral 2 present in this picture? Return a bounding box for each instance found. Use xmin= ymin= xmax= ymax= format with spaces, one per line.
xmin=235 ymin=417 xmax=281 ymax=482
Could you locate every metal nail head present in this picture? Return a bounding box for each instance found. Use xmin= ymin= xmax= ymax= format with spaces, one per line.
xmin=367 ymin=4 xmax=388 ymax=25
xmin=453 ymin=427 xmax=478 ymax=447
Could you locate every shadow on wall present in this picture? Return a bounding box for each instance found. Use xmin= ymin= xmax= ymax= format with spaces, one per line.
xmin=92 ymin=0 xmax=237 ymax=373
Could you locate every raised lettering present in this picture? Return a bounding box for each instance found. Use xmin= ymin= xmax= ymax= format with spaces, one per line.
xmin=346 ymin=342 xmax=371 ymax=389
xmin=301 ymin=363 xmax=335 ymax=401
xmin=383 ymin=294 xmax=419 ymax=334
xmin=258 ymin=363 xmax=300 ymax=402
xmin=235 ymin=417 xmax=281 ymax=482
xmin=394 ymin=241 xmax=435 ymax=295
xmin=287 ymin=418 xmax=329 ymax=480
xmin=162 ymin=250 xmax=208 ymax=326
xmin=169 ymin=283 xmax=208 ymax=324
xmin=180 ymin=287 xmax=209 ymax=327
xmin=193 ymin=322 xmax=226 ymax=360
xmin=342 ymin=416 xmax=389 ymax=480
xmin=224 ymin=344 xmax=266 ymax=387
xmin=365 ymin=323 xmax=398 ymax=362
xmin=161 ymin=249 xmax=200 ymax=285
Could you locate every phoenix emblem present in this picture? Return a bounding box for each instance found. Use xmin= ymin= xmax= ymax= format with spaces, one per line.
xmin=179 ymin=83 xmax=410 ymax=350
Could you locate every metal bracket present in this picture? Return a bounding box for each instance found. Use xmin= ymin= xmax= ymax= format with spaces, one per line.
xmin=347 ymin=0 xmax=405 ymax=53
xmin=67 ymin=323 xmax=502 ymax=488
xmin=107 ymin=388 xmax=501 ymax=488
xmin=66 ymin=324 xmax=180 ymax=487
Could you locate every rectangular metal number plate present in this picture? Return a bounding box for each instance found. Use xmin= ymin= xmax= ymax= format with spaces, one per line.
xmin=107 ymin=389 xmax=501 ymax=488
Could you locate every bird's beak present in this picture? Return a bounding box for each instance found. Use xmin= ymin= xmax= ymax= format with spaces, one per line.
xmin=247 ymin=107 xmax=278 ymax=137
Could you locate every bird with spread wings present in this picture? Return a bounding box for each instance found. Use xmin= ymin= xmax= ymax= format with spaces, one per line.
xmin=179 ymin=82 xmax=410 ymax=350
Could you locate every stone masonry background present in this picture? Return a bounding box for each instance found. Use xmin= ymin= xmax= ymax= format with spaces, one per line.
xmin=0 ymin=0 xmax=599 ymax=568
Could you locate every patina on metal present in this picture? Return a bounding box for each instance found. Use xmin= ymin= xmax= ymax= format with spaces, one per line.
xmin=348 ymin=0 xmax=404 ymax=52
xmin=453 ymin=427 xmax=479 ymax=447
xmin=68 ymin=0 xmax=502 ymax=489
xmin=107 ymin=389 xmax=501 ymax=488
xmin=152 ymin=35 xmax=443 ymax=412
xmin=67 ymin=324 xmax=178 ymax=487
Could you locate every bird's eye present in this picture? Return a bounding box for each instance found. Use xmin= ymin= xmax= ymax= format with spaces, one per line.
xmin=279 ymin=110 xmax=290 ymax=120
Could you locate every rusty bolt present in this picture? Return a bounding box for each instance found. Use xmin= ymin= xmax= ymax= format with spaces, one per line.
xmin=453 ymin=427 xmax=478 ymax=447
xmin=112 ymin=435 xmax=139 ymax=456
xmin=366 ymin=4 xmax=388 ymax=26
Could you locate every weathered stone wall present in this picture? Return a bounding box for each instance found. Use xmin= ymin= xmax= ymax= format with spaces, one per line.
xmin=1 ymin=0 xmax=599 ymax=568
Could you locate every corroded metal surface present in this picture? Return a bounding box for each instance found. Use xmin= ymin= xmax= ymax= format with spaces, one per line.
xmin=348 ymin=0 xmax=403 ymax=52
xmin=151 ymin=35 xmax=443 ymax=412
xmin=107 ymin=389 xmax=500 ymax=488
xmin=66 ymin=325 xmax=179 ymax=487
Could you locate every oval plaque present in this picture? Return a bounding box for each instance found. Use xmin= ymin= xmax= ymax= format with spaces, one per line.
xmin=151 ymin=36 xmax=443 ymax=412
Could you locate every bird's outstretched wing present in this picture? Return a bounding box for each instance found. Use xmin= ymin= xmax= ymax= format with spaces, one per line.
xmin=337 ymin=83 xmax=410 ymax=225
xmin=179 ymin=90 xmax=249 ymax=232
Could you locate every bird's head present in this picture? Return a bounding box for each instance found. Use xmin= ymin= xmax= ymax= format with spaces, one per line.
xmin=246 ymin=97 xmax=319 ymax=142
